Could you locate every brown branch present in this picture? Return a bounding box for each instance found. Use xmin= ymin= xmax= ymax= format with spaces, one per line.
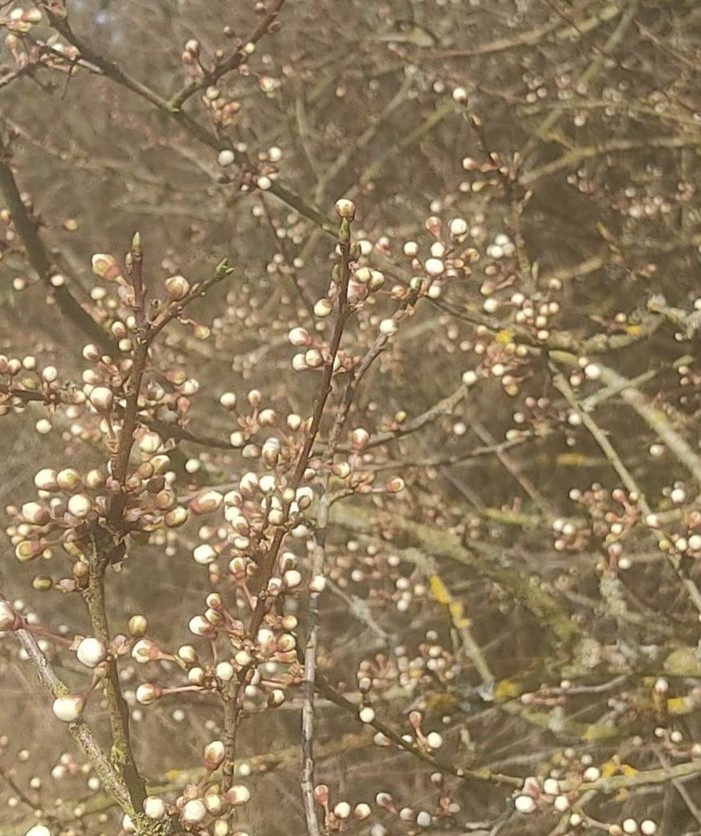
xmin=168 ymin=0 xmax=288 ymax=110
xmin=0 ymin=138 xmax=117 ymax=353
xmin=37 ymin=2 xmax=336 ymax=236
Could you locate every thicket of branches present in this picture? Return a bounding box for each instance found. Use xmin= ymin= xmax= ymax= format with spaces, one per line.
xmin=1 ymin=1 xmax=701 ymax=834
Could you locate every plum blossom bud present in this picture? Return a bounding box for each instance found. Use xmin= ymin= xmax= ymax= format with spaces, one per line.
xmin=188 ymin=616 xmax=213 ymax=636
xmin=164 ymin=507 xmax=188 ymax=527
xmin=335 ymin=199 xmax=356 ymax=220
xmin=369 ymin=270 xmax=385 ymax=291
xmin=226 ymin=785 xmax=251 ymax=806
xmin=283 ymin=569 xmax=302 ymax=589
xmin=288 ymin=327 xmax=310 ymax=346
xmin=354 ymin=803 xmax=371 ymax=820
xmin=56 ymin=468 xmax=82 ymax=491
xmin=452 ymin=86 xmax=468 ymax=104
xmin=379 ymin=318 xmax=398 ymax=336
xmin=34 ymin=469 xmax=58 ymax=492
xmin=193 ymin=544 xmax=217 ymax=565
xmin=182 ymin=799 xmax=207 ymax=824
xmin=314 ymin=298 xmax=333 ymax=318
xmin=351 ymin=428 xmax=370 ymax=450
xmin=449 ymin=217 xmax=468 ymax=238
xmin=138 ymin=432 xmax=162 ymax=455
xmin=21 ymin=502 xmax=50 ymax=525
xmin=219 ymin=391 xmax=237 ymax=409
xmin=67 ymin=494 xmax=92 ymax=518
xmin=359 ymin=706 xmax=375 ymax=724
xmin=76 ymin=637 xmax=107 ymax=668
xmin=132 ymin=639 xmax=160 ymax=663
xmin=309 ymin=574 xmax=326 ymax=593
xmin=164 ymin=275 xmax=190 ymax=300
xmin=425 ymin=731 xmax=443 ymax=749
xmin=216 ymin=661 xmax=234 ymax=682
xmin=15 ymin=541 xmax=42 ymax=562
xmin=514 ymin=795 xmax=537 ymax=813
xmin=387 ymin=477 xmax=405 ymax=493
xmin=88 ymin=386 xmax=114 ymax=413
xmin=135 ymin=684 xmax=161 ymax=705
xmin=190 ymin=490 xmax=223 ymax=514
xmin=203 ymin=740 xmax=226 ymax=770
xmin=128 ymin=615 xmax=148 ymax=637
xmin=334 ymin=802 xmax=351 ymax=819
xmin=52 ymin=694 xmax=86 ymax=723
xmin=218 ymin=149 xmax=235 ymax=167
xmin=143 ymin=796 xmax=166 ymax=819
xmin=91 ymin=253 xmax=122 ymax=281
xmin=425 ymin=258 xmax=445 ymax=277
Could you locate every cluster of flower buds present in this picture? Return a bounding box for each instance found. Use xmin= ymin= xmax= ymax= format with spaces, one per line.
xmin=565 ymin=486 xmax=641 ymax=569
xmin=400 ymin=214 xmax=477 ymax=302
xmin=6 ymin=447 xmax=188 ymax=580
xmin=1 ymin=6 xmax=43 ymax=37
xmin=203 ymin=83 xmax=242 ymax=128
xmin=122 ymin=760 xmax=251 ymax=833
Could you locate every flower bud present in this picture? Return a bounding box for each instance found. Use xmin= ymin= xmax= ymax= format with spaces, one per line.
xmin=91 ymin=253 xmax=122 ymax=281
xmin=128 ymin=615 xmax=148 ymax=637
xmin=52 ymin=694 xmax=86 ymax=722
xmin=56 ymin=468 xmax=82 ymax=491
xmin=135 ymin=683 xmax=161 ymax=705
xmin=288 ymin=327 xmax=310 ymax=346
xmin=66 ymin=494 xmax=91 ymax=518
xmin=203 ymin=740 xmax=226 ymax=771
xmin=334 ymin=198 xmax=356 ymax=220
xmin=88 ymin=386 xmax=114 ymax=413
xmin=143 ymin=796 xmax=166 ymax=819
xmin=21 ymin=502 xmax=50 ymax=526
xmin=164 ymin=275 xmax=190 ymax=300
xmin=225 ymin=785 xmax=251 ymax=806
xmin=313 ymin=298 xmax=333 ymax=318
xmin=182 ymin=799 xmax=207 ymax=824
xmin=76 ymin=637 xmax=107 ymax=668
xmin=190 ymin=490 xmax=223 ymax=515
xmin=217 ymin=149 xmax=235 ymax=167
xmin=350 ymin=428 xmax=370 ymax=450
xmin=34 ymin=469 xmax=58 ymax=492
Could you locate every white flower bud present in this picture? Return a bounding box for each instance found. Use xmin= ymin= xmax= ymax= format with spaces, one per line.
xmin=76 ymin=637 xmax=106 ymax=668
xmin=379 ymin=319 xmax=398 ymax=336
xmin=514 ymin=795 xmax=536 ymax=814
xmin=203 ymin=740 xmax=226 ymax=770
xmin=143 ymin=796 xmax=166 ymax=819
xmin=359 ymin=706 xmax=375 ymax=724
xmin=217 ymin=149 xmax=235 ymax=167
xmin=226 ymin=785 xmax=251 ymax=806
xmin=425 ymin=258 xmax=445 ymax=277
xmin=52 ymin=694 xmax=85 ymax=723
xmin=26 ymin=826 xmax=53 ymax=836
xmin=164 ymin=275 xmax=190 ymax=300
xmin=182 ymin=799 xmax=207 ymax=824
xmin=67 ymin=494 xmax=92 ymax=518
xmin=314 ymin=298 xmax=334 ymax=318
xmin=334 ymin=199 xmax=356 ymax=220
xmin=88 ymin=386 xmax=114 ymax=412
xmin=135 ymin=684 xmax=161 ymax=705
xmin=34 ymin=469 xmax=58 ymax=492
